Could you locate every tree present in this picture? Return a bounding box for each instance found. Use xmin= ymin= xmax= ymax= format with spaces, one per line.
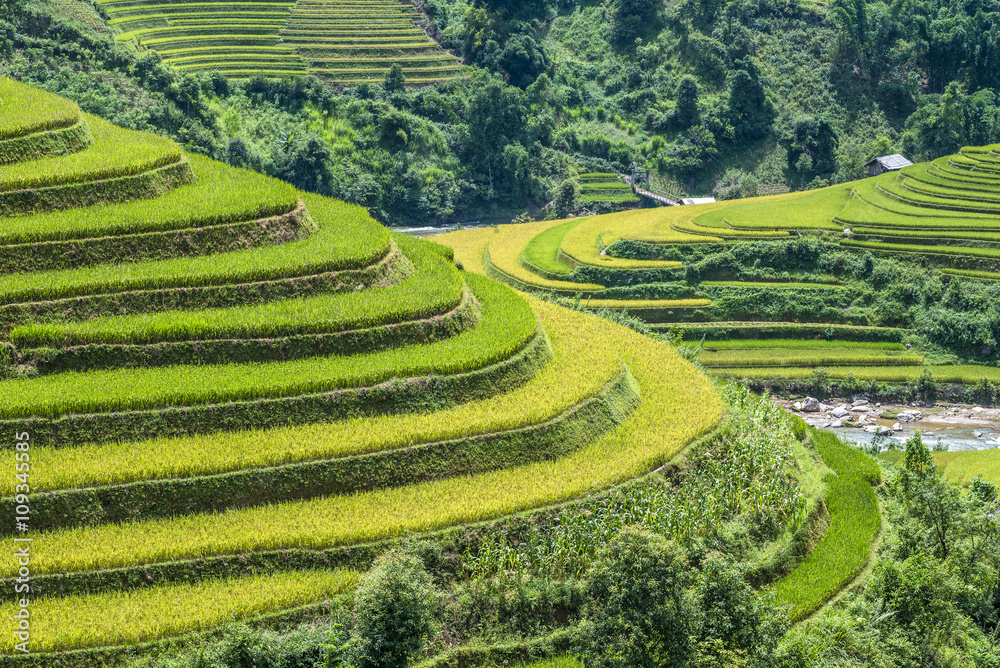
xmin=693 ymin=555 xmax=786 ymax=663
xmin=785 ymin=114 xmax=838 ymax=178
xmin=673 ymin=75 xmax=700 ymax=129
xmin=465 ymin=71 xmax=529 ymax=190
xmin=384 ymin=63 xmax=406 ymax=94
xmin=554 ymin=178 xmax=579 ymax=217
xmin=276 ymin=133 xmax=334 ymax=194
xmin=351 ymin=551 xmax=440 ymax=668
xmin=727 ymin=59 xmax=773 ymax=141
xmin=609 ymin=0 xmax=663 ymax=49
xmin=583 ymin=529 xmax=696 ymax=668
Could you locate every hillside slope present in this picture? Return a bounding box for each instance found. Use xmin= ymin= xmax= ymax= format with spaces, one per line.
xmin=466 ymin=149 xmax=1000 ymax=399
xmin=0 ymin=77 xmax=722 ymax=660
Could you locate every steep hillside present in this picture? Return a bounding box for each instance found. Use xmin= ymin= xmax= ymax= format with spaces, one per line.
xmin=102 ymin=0 xmax=467 ymax=83
xmin=0 ymin=77 xmax=728 ymax=661
xmin=469 ymin=148 xmax=1000 ymax=400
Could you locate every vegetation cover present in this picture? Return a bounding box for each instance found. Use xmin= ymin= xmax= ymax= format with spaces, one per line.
xmin=5 ymin=0 xmax=1000 ymax=662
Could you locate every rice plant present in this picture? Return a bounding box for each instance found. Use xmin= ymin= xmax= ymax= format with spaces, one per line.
xmin=0 ymin=569 xmax=358 ymax=652
xmin=4 ymin=300 xmax=622 ymax=493
xmin=0 ymin=114 xmax=182 ymax=192
xmin=10 ymin=301 xmax=722 ymax=576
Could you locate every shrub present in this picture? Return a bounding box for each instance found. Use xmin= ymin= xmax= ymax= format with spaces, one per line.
xmin=351 ymin=550 xmax=440 ymax=668
xmin=583 ymin=529 xmax=695 ymax=668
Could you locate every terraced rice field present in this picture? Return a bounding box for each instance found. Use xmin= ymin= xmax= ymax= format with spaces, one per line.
xmin=0 ymin=78 xmax=725 ymax=659
xmin=468 ymin=143 xmax=1000 ymax=386
xmin=577 ymin=172 xmax=640 ymax=206
xmin=102 ymin=0 xmax=466 ymax=83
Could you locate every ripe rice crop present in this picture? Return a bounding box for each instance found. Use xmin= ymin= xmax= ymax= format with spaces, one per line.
xmin=710 ymin=365 xmax=1000 ymax=383
xmin=0 ymin=114 xmax=181 ymax=192
xmin=842 ymin=239 xmax=1000 ymax=261
xmin=673 ymin=208 xmax=785 ymax=239
xmin=559 ymin=212 xmax=688 ymax=269
xmin=935 ymin=449 xmax=1000 ymax=489
xmin=109 ymin=11 xmax=291 ymax=24
xmin=942 ymin=268 xmax=1000 ymax=281
xmin=0 ymin=569 xmax=358 ymax=652
xmin=695 ymin=339 xmax=907 ymax=351
xmin=850 ymin=227 xmax=1000 ymax=243
xmin=12 ymin=235 xmax=461 ymax=347
xmin=700 ymin=280 xmax=844 ymax=290
xmin=0 ymin=193 xmax=388 ymax=305
xmin=771 ymin=429 xmax=880 ymax=620
xmin=877 ymin=175 xmax=1000 ymax=213
xmin=901 ymin=174 xmax=1000 ymax=202
xmin=13 ymin=297 xmax=722 ymax=576
xmin=0 ymin=77 xmax=80 ymax=139
xmin=0 ymin=154 xmax=297 ymax=244
xmin=849 ymin=177 xmax=1000 ymax=220
xmin=579 ymin=298 xmax=711 ymax=309
xmin=485 ymin=220 xmax=604 ymax=292
xmin=698 ymin=347 xmax=923 ymax=368
xmin=10 ymin=294 xmax=622 ymax=492
xmin=0 ymin=274 xmax=535 ymax=420
xmin=668 ymin=322 xmax=909 ymax=342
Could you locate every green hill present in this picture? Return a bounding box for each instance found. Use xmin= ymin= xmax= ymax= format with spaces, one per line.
xmin=0 ymin=76 xmax=733 ymax=660
xmin=473 ymin=147 xmax=1000 ymax=400
xmin=103 ymin=0 xmax=467 ymax=83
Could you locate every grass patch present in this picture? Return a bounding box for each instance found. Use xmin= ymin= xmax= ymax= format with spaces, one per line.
xmin=771 ymin=429 xmax=880 ymax=620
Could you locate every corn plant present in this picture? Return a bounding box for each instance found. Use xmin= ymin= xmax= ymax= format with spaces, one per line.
xmin=461 ymin=384 xmax=805 ymax=588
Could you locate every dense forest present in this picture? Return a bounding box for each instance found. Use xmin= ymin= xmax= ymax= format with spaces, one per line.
xmin=4 ymin=0 xmax=1000 ymax=224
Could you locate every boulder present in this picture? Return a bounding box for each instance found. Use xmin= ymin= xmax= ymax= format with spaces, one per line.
xmin=801 ymin=397 xmax=821 ymax=412
xmin=830 ymin=406 xmax=849 ymax=418
xmin=892 ymin=422 xmax=902 ymax=431
xmin=852 ymin=398 xmax=869 ymax=407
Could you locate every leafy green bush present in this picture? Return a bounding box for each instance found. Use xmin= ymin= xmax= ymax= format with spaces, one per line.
xmin=351 ymin=551 xmax=441 ymax=668
xmin=583 ymin=529 xmax=694 ymax=668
